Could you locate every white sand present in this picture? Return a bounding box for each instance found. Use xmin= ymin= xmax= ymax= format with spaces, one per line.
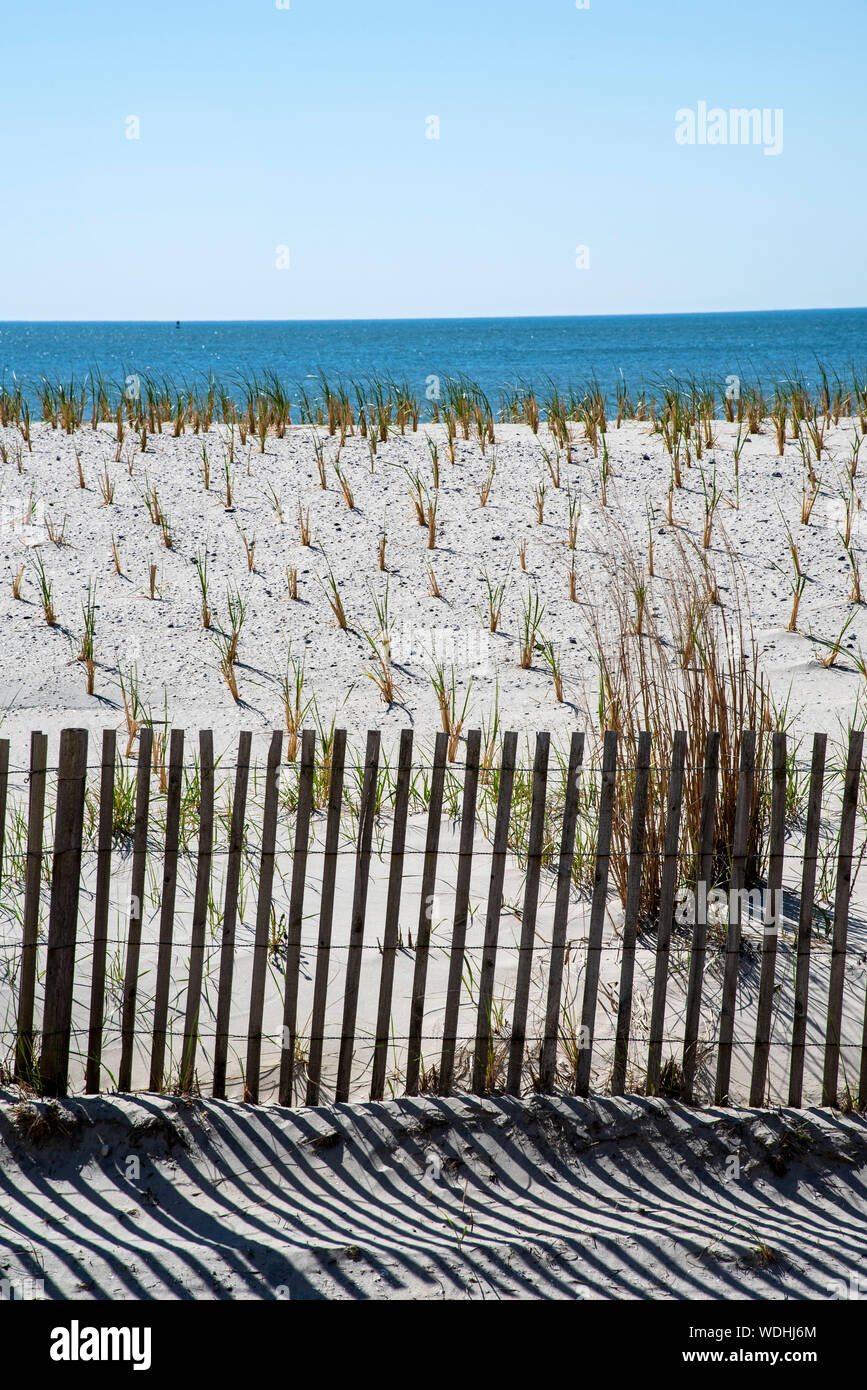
xmin=0 ymin=416 xmax=864 ymax=758
xmin=0 ymin=416 xmax=865 ymax=1110
xmin=1 ymin=1090 xmax=865 ymax=1300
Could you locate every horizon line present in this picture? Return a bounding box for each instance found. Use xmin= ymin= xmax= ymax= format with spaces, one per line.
xmin=2 ymin=305 xmax=866 ymax=327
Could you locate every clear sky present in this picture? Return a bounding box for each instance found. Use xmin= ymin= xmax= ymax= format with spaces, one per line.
xmin=2 ymin=0 xmax=864 ymax=320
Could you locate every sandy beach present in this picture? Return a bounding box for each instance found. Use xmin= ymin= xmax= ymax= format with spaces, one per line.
xmin=2 ymin=1089 xmax=866 ymax=1300
xmin=0 ymin=411 xmax=865 ymax=1114
xmin=4 ymin=0 xmax=867 ymax=1329
xmin=0 ymin=414 xmax=864 ymax=759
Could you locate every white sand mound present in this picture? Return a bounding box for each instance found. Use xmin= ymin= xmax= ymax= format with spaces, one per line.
xmin=1 ymin=1089 xmax=865 ymax=1300
xmin=0 ymin=417 xmax=865 ymax=756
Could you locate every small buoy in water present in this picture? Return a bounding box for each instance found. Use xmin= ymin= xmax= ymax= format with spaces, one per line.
xmin=175 ymin=320 xmax=180 ymax=328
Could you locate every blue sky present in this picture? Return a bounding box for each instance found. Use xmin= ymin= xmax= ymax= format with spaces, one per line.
xmin=2 ymin=0 xmax=864 ymax=319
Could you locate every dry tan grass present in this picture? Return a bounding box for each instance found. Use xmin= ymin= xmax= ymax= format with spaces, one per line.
xmin=582 ymin=525 xmax=777 ymax=917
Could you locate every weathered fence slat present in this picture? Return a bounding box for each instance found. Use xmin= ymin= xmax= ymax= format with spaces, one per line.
xmin=179 ymin=730 xmax=215 ymax=1094
xmin=714 ymin=729 xmax=756 ymax=1106
xmin=611 ymin=730 xmax=652 ymax=1096
xmin=681 ymin=731 xmax=720 ymax=1102
xmin=149 ymin=729 xmax=185 ymax=1091
xmin=0 ymin=738 xmax=9 ymax=895
xmin=406 ymin=731 xmax=448 ymax=1096
xmin=438 ymin=728 xmax=481 ymax=1095
xmin=645 ymin=730 xmax=687 ymax=1095
xmin=306 ymin=729 xmax=347 ymax=1106
xmin=507 ymin=731 xmax=550 ymax=1095
xmin=119 ymin=727 xmax=154 ymax=1092
xmin=15 ymin=730 xmax=48 ymax=1082
xmin=472 ymin=730 xmax=518 ymax=1094
xmin=788 ymin=733 xmax=826 ymax=1108
xmin=539 ymin=731 xmax=584 ymax=1093
xmin=861 ymin=997 xmax=867 ymax=1109
xmin=859 ymin=889 xmax=867 ymax=1104
xmin=576 ymin=730 xmax=618 ymax=1096
xmin=822 ymin=729 xmax=864 ymax=1107
xmin=279 ymin=729 xmax=315 ymax=1106
xmin=749 ymin=731 xmax=787 ymax=1106
xmin=39 ymin=730 xmax=89 ymax=1097
xmin=370 ymin=729 xmax=414 ymax=1101
xmin=85 ymin=730 xmax=116 ymax=1093
xmin=212 ymin=730 xmax=252 ymax=1100
xmin=335 ymin=730 xmax=380 ymax=1103
xmin=243 ymin=730 xmax=283 ymax=1103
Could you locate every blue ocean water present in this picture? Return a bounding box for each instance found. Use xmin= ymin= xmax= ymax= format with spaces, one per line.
xmin=1 ymin=309 xmax=864 ymax=406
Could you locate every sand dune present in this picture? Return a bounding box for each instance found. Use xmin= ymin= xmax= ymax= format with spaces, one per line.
xmin=1 ymin=1089 xmax=865 ymax=1300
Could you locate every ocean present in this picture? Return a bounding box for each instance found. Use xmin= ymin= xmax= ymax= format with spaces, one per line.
xmin=1 ymin=308 xmax=865 ymax=406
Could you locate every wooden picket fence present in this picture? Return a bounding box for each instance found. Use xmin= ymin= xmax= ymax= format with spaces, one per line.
xmin=1 ymin=724 xmax=865 ymax=1110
